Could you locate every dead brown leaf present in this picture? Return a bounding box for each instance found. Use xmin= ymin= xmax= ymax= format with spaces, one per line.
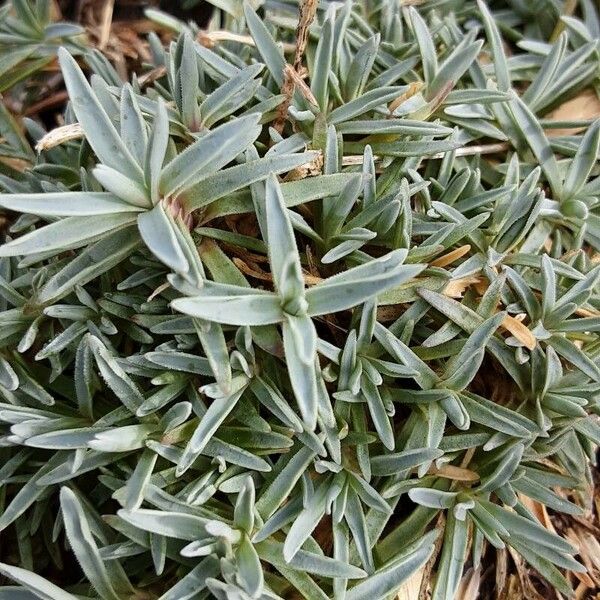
xmin=283 ymin=151 xmax=323 ymax=181
xmin=98 ymin=0 xmax=115 ymax=50
xmin=443 ymin=276 xmax=482 ymax=298
xmin=389 ymin=82 xmax=423 ymax=115
xmin=519 ymin=494 xmax=558 ymax=535
xmin=430 ymin=244 xmax=471 ymax=268
xmin=501 ymin=314 xmax=537 ymax=350
xmin=0 ymin=157 xmax=31 ymax=172
xmin=496 ymin=548 xmax=508 ymax=598
xmin=396 ymin=566 xmax=425 ymax=600
xmin=545 ymin=89 xmax=600 ymax=136
xmin=428 ymin=464 xmax=479 ymax=482
xmin=377 ymin=304 xmax=407 ymax=322
xmin=456 ymin=568 xmax=481 ymax=600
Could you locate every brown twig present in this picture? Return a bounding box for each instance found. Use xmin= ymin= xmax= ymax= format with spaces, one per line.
xmin=23 ymin=90 xmax=69 ymax=117
xmin=274 ymin=68 xmax=297 ymax=136
xmin=273 ymin=0 xmax=318 ymax=134
xmin=293 ymin=0 xmax=318 ymax=73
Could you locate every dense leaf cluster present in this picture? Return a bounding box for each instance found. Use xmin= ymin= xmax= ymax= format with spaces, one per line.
xmin=0 ymin=0 xmax=599 ymax=598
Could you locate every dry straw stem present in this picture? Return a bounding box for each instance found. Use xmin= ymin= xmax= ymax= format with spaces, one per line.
xmin=199 ymin=30 xmax=296 ymax=53
xmin=97 ymin=0 xmax=114 ymax=50
xmin=454 ymin=568 xmax=482 ymax=600
xmin=549 ymin=0 xmax=580 ymax=42
xmin=342 ymin=142 xmax=511 ymax=166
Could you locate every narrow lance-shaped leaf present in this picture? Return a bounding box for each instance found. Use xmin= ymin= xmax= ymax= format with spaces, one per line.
xmin=138 ymin=203 xmax=190 ymax=274
xmin=243 ymin=2 xmax=285 ymax=86
xmin=427 ymin=38 xmax=484 ymax=101
xmin=120 ymin=84 xmax=147 ymax=165
xmin=0 ymin=213 xmax=138 ymax=258
xmin=58 ymin=49 xmax=142 ymax=182
xmin=176 ymin=386 xmax=246 ymax=476
xmin=183 ymin=151 xmax=319 ymax=210
xmin=476 ymin=0 xmax=510 ymax=91
xmin=0 ymin=563 xmax=80 ymax=600
xmin=236 ymin=535 xmax=263 ymax=597
xmin=509 ymin=93 xmax=563 ymax=198
xmin=172 ymin=291 xmax=284 ymax=326
xmin=282 ymin=314 xmax=319 ymax=430
xmin=0 ymin=192 xmax=145 ymax=216
xmin=265 ymin=173 xmax=305 ymax=302
xmin=306 ymin=254 xmax=426 ymax=316
xmin=563 ymin=119 xmax=600 ymax=200
xmin=145 ymin=98 xmax=170 ymax=204
xmin=409 ymin=7 xmax=437 ymax=86
xmin=431 ymin=511 xmax=468 ymax=600
xmin=160 ymin=114 xmax=261 ymax=196
xmin=60 ymin=487 xmax=132 ymax=600
xmin=88 ymin=336 xmax=144 ymax=413
xmin=200 ymin=63 xmax=264 ymax=127
xmin=283 ymin=478 xmax=329 ymax=562
xmin=345 ymin=531 xmax=438 ymax=600
xmin=441 ymin=312 xmax=505 ymax=390
xmin=312 ymin=7 xmax=335 ymax=111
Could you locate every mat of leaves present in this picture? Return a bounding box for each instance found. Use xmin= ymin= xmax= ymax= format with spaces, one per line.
xmin=0 ymin=0 xmax=599 ymax=599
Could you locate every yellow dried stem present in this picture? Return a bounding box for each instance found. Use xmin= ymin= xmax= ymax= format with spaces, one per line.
xmin=283 ymin=150 xmax=324 ymax=181
xmin=283 ymin=64 xmax=319 ymax=107
xmin=341 ymin=142 xmax=511 ymax=167
xmin=549 ymin=0 xmax=580 ymax=42
xmin=98 ymin=0 xmax=114 ymax=51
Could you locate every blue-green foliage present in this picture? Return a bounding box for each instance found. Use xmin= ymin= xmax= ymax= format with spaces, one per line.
xmin=0 ymin=0 xmax=599 ymax=598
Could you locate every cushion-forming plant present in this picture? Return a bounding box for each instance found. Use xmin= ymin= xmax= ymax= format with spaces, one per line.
xmin=0 ymin=0 xmax=599 ymax=598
